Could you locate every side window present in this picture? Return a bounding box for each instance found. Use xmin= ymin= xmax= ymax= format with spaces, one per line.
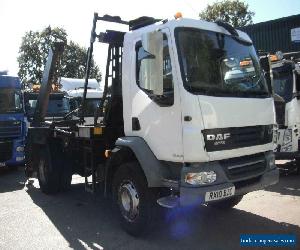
xmin=135 ymin=34 xmax=174 ymax=106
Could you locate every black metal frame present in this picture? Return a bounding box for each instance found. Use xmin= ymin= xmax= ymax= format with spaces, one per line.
xmin=80 ymin=13 xmax=128 ymax=124
xmin=81 ymin=13 xmax=161 ymax=125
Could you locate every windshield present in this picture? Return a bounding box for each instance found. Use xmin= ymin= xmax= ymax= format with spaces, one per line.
xmin=26 ymin=97 xmax=70 ymax=117
xmin=273 ymin=68 xmax=293 ymax=103
xmin=175 ymin=28 xmax=269 ymax=98
xmin=0 ymin=88 xmax=23 ymax=114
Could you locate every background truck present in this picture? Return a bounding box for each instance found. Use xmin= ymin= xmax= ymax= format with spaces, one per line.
xmin=26 ymin=13 xmax=279 ymax=236
xmin=24 ymin=86 xmax=72 ymax=126
xmin=0 ymin=71 xmax=26 ymax=168
xmin=270 ymin=52 xmax=300 ymax=171
xmin=60 ymin=77 xmax=103 ymax=125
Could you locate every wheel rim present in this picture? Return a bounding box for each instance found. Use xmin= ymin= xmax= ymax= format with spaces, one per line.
xmin=38 ymin=158 xmax=47 ymax=183
xmin=118 ymin=181 xmax=139 ymax=222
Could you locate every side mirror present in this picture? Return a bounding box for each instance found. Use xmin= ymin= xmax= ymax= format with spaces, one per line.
xmin=140 ymin=31 xmax=163 ymax=96
xmin=259 ymin=55 xmax=274 ymax=95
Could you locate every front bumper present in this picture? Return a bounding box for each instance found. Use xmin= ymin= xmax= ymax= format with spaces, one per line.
xmin=0 ymin=139 xmax=25 ymax=167
xmin=179 ymin=151 xmax=279 ymax=206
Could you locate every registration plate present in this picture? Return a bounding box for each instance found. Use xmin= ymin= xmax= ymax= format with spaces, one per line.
xmin=0 ymin=162 xmax=6 ymax=167
xmin=205 ymin=186 xmax=235 ymax=202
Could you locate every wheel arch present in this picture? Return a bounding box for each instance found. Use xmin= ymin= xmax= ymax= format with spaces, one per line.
xmin=104 ymin=137 xmax=165 ymax=195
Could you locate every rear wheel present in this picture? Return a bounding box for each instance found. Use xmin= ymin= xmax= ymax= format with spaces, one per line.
xmin=38 ymin=146 xmax=60 ymax=194
xmin=209 ymin=195 xmax=243 ymax=209
xmin=112 ymin=162 xmax=156 ymax=236
xmin=38 ymin=142 xmax=72 ymax=194
xmin=60 ymin=152 xmax=72 ymax=191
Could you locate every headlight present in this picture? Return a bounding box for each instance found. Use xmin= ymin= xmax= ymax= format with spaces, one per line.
xmin=283 ymin=129 xmax=292 ymax=144
xmin=16 ymin=146 xmax=24 ymax=152
xmin=185 ymin=171 xmax=216 ymax=185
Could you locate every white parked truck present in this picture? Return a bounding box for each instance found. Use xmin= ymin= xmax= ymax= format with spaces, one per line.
xmin=26 ymin=13 xmax=279 ymax=236
xmin=271 ymin=53 xmax=300 ymax=170
xmin=60 ymin=77 xmax=103 ymax=125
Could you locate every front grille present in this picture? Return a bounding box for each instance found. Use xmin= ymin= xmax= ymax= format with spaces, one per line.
xmin=220 ymin=153 xmax=266 ymax=181
xmin=234 ymin=176 xmax=262 ymax=189
xmin=203 ymin=125 xmax=273 ymax=152
xmin=0 ymin=121 xmax=21 ymax=139
xmin=0 ymin=140 xmax=13 ymax=162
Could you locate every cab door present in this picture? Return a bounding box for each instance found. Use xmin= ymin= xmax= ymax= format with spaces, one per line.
xmin=127 ymin=29 xmax=183 ymax=162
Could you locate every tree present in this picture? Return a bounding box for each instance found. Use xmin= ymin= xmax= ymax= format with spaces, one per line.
xmin=199 ymin=0 xmax=254 ymax=28
xmin=60 ymin=41 xmax=101 ymax=82
xmin=18 ymin=26 xmax=101 ymax=87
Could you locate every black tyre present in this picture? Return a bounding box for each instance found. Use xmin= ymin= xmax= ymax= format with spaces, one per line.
xmin=38 ymin=143 xmax=72 ymax=194
xmin=296 ymin=166 xmax=300 ymax=175
xmin=24 ymin=139 xmax=39 ymax=177
xmin=38 ymin=146 xmax=61 ymax=194
xmin=60 ymin=152 xmax=72 ymax=191
xmin=112 ymin=161 xmax=155 ymax=236
xmin=209 ymin=195 xmax=243 ymax=209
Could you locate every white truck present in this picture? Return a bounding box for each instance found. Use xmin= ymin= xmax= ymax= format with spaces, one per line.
xmin=271 ymin=53 xmax=300 ymax=171
xmin=26 ymin=13 xmax=279 ymax=236
xmin=60 ymin=77 xmax=103 ymax=124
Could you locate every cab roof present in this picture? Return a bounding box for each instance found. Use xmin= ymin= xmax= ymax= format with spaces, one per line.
xmin=126 ymin=18 xmax=252 ymax=44
xmin=0 ymin=75 xmax=21 ymax=89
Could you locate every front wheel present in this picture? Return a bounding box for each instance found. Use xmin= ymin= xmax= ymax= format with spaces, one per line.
xmin=112 ymin=162 xmax=156 ymax=236
xmin=208 ymin=195 xmax=243 ymax=209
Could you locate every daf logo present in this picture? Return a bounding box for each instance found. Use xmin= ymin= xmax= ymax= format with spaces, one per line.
xmin=207 ymin=133 xmax=231 ymax=141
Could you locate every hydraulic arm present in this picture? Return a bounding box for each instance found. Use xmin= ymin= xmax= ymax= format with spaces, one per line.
xmin=32 ymin=42 xmax=64 ymax=126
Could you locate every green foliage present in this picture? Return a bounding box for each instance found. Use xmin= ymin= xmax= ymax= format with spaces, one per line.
xmin=18 ymin=26 xmax=101 ymax=87
xmin=61 ymin=41 xmax=101 ymax=82
xmin=199 ymin=0 xmax=254 ymax=28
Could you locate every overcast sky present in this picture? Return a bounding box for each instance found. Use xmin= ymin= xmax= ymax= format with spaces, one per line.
xmin=1 ymin=0 xmax=300 ymax=77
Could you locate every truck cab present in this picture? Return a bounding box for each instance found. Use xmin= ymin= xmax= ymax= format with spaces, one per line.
xmin=0 ymin=72 xmax=26 ymax=167
xmin=271 ymin=54 xmax=300 ymax=163
xmin=120 ymin=17 xmax=278 ymax=205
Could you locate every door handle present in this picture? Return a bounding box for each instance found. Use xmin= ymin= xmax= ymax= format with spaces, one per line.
xmin=132 ymin=117 xmax=141 ymax=131
xmin=184 ymin=116 xmax=192 ymax=121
